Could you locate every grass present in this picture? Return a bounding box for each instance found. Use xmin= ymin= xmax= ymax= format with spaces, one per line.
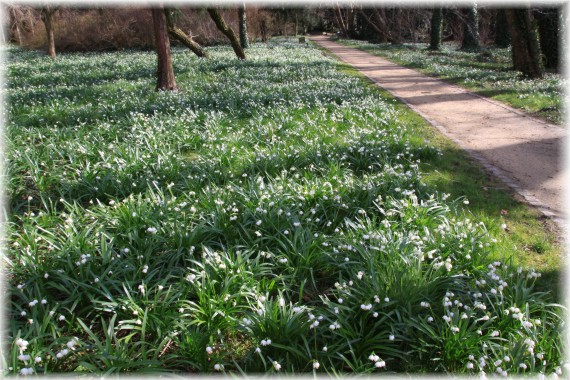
xmin=4 ymin=40 xmax=565 ymax=376
xmin=337 ymin=39 xmax=564 ymax=125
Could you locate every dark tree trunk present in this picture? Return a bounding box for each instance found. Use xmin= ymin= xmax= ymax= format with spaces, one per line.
xmin=164 ymin=9 xmax=208 ymax=58
xmin=259 ymin=19 xmax=269 ymax=43
xmin=40 ymin=7 xmax=56 ymax=59
xmin=152 ymin=7 xmax=177 ymax=91
xmin=534 ymin=8 xmax=560 ymax=71
xmin=505 ymin=8 xmax=544 ymax=78
xmin=207 ymin=8 xmax=246 ymax=60
xmin=461 ymin=4 xmax=480 ymax=50
xmin=494 ymin=9 xmax=511 ymax=47
xmin=430 ymin=8 xmax=443 ymax=50
xmin=238 ymin=3 xmax=250 ymax=48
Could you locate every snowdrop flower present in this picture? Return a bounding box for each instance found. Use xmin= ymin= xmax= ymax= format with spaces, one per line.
xmin=66 ymin=338 xmax=78 ymax=349
xmin=313 ymin=361 xmax=320 ymax=369
xmin=373 ymin=312 xmax=379 ymax=318
xmin=206 ymin=346 xmax=213 ymax=354
xmin=18 ymin=354 xmax=31 ymax=361
xmin=427 ymin=316 xmax=434 ymax=322
xmin=146 ymin=227 xmax=157 ymax=234
xmin=369 ymin=354 xmax=380 ymax=362
xmin=323 ymin=346 xmax=328 ymax=352
xmin=466 ymin=362 xmax=474 ymax=369
xmin=389 ymin=334 xmax=395 ymax=341
xmin=20 ymin=311 xmax=27 ymax=317
xmin=255 ymin=347 xmax=261 ymax=353
xmin=273 ymin=361 xmax=281 ymax=371
xmin=214 ymin=363 xmax=223 ymax=371
xmin=261 ymin=339 xmax=272 ymax=346
xmin=384 ymin=297 xmax=390 ymax=302
xmin=490 ymin=330 xmax=500 ymax=337
xmin=34 ymin=356 xmax=42 ymax=363
xmin=519 ymin=363 xmax=527 ymax=369
xmin=59 ymin=315 xmax=66 ymax=321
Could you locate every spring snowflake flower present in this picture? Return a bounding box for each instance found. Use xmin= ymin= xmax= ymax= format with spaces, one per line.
xmin=19 ymin=368 xmax=33 ymax=376
xmin=273 ymin=361 xmax=281 ymax=371
xmin=375 ymin=360 xmax=386 ymax=368
xmin=16 ymin=338 xmax=29 ymax=352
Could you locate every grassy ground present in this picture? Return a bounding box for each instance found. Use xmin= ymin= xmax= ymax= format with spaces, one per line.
xmin=337 ymin=39 xmax=564 ymax=125
xmin=5 ymin=41 xmax=565 ymax=375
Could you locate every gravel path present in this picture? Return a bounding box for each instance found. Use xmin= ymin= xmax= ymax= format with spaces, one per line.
xmin=311 ymin=35 xmax=566 ymax=223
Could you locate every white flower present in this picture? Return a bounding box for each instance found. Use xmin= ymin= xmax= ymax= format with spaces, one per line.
xmin=313 ymin=361 xmax=320 ymax=369
xmin=206 ymin=346 xmax=213 ymax=354
xmin=34 ymin=356 xmax=42 ymax=363
xmin=338 ymin=298 xmax=343 ymax=304
xmin=214 ymin=363 xmax=223 ymax=371
xmin=322 ymin=346 xmax=328 ymax=352
xmin=466 ymin=362 xmax=474 ymax=369
xmin=273 ymin=361 xmax=281 ymax=371
xmin=18 ymin=354 xmax=31 ymax=361
xmin=255 ymin=347 xmax=261 ymax=353
xmin=373 ymin=312 xmax=379 ymax=318
xmin=369 ymin=354 xmax=380 ymax=362
xmin=375 ymin=360 xmax=386 ymax=368
xmin=59 ymin=315 xmax=66 ymax=321
xmin=19 ymin=368 xmax=33 ymax=376
xmin=15 ymin=338 xmax=29 ymax=351
xmin=147 ymin=227 xmax=157 ymax=234
xmin=389 ymin=334 xmax=395 ymax=341
xmin=519 ymin=363 xmax=527 ymax=369
xmin=384 ymin=297 xmax=390 ymax=302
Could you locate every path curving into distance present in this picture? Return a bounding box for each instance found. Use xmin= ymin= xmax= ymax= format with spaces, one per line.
xmin=310 ymin=35 xmax=567 ymax=224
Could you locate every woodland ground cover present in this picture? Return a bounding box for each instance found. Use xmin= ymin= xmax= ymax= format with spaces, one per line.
xmin=4 ymin=41 xmax=565 ymax=375
xmin=339 ymin=40 xmax=564 ymax=125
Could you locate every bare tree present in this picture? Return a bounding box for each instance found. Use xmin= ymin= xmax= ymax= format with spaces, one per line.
xmin=164 ymin=8 xmax=208 ymax=58
xmin=461 ymin=3 xmax=480 ymax=50
xmin=152 ymin=5 xmax=177 ymax=91
xmin=40 ymin=6 xmax=57 ymax=58
xmin=505 ymin=8 xmax=544 ymax=78
xmin=207 ymin=7 xmax=245 ymax=59
xmin=429 ymin=8 xmax=443 ymax=50
xmin=238 ymin=3 xmax=250 ymax=48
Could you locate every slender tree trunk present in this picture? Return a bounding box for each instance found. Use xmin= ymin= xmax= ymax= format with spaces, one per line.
xmin=152 ymin=6 xmax=177 ymax=91
xmin=505 ymin=8 xmax=544 ymax=78
xmin=164 ymin=9 xmax=208 ymax=58
xmin=494 ymin=9 xmax=511 ymax=47
xmin=430 ymin=8 xmax=443 ymax=50
xmin=461 ymin=3 xmax=480 ymax=50
xmin=238 ymin=3 xmax=250 ymax=48
xmin=335 ymin=4 xmax=348 ymax=38
xmin=207 ymin=8 xmax=246 ymax=60
xmin=40 ymin=7 xmax=56 ymax=58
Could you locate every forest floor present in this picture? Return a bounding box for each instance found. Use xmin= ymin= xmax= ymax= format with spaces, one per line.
xmin=310 ymin=35 xmax=567 ymax=225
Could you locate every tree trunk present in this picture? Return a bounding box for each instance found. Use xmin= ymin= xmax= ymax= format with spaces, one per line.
xmin=40 ymin=7 xmax=56 ymax=59
xmin=207 ymin=8 xmax=246 ymax=60
xmin=461 ymin=4 xmax=480 ymax=50
xmin=505 ymin=8 xmax=544 ymax=78
xmin=259 ymin=18 xmax=269 ymax=43
xmin=494 ymin=9 xmax=511 ymax=47
xmin=238 ymin=3 xmax=250 ymax=48
xmin=152 ymin=7 xmax=177 ymax=91
xmin=534 ymin=8 xmax=560 ymax=71
xmin=429 ymin=8 xmax=443 ymax=50
xmin=164 ymin=9 xmax=208 ymax=58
